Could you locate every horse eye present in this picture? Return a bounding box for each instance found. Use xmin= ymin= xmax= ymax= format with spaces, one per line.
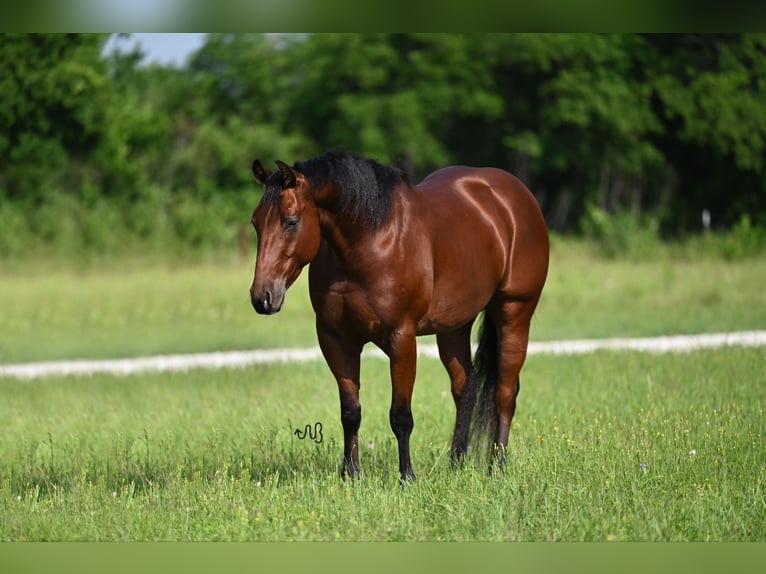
xmin=284 ymin=218 xmax=299 ymax=231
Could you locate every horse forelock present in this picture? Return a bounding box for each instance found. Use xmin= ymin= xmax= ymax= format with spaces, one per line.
xmin=260 ymin=170 xmax=287 ymax=206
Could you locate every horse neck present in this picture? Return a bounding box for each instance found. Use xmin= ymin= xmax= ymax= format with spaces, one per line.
xmin=314 ymin=181 xmax=401 ymax=267
xmin=316 ymin=207 xmax=365 ymax=262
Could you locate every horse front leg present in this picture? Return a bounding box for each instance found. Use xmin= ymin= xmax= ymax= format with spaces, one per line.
xmin=317 ymin=325 xmax=363 ymax=479
xmin=386 ymin=329 xmax=418 ymax=483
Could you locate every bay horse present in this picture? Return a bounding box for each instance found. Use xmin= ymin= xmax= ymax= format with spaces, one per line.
xmin=249 ymin=150 xmax=548 ymax=482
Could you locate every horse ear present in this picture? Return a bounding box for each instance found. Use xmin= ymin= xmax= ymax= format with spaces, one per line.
xmin=252 ymin=160 xmax=270 ymax=184
xmin=275 ymin=160 xmax=297 ymax=189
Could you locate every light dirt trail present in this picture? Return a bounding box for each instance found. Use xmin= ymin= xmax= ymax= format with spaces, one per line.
xmin=1 ymin=330 xmax=764 ymax=380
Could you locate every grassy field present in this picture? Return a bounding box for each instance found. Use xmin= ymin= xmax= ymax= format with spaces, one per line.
xmin=1 ymin=242 xmax=765 ymax=541
xmin=0 ymin=347 xmax=763 ymax=540
xmin=0 ymin=256 xmax=317 ymax=364
xmin=1 ymin=240 xmax=766 ymax=363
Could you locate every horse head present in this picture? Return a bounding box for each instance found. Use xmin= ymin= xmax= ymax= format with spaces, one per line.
xmin=249 ymin=160 xmax=321 ymax=314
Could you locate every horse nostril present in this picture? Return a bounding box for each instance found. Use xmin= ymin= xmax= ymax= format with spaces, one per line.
xmin=251 ymin=288 xmax=273 ymax=314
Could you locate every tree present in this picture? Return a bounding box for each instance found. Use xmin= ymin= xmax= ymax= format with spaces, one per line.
xmin=0 ymin=34 xmax=116 ymax=202
xmin=2 ymin=33 xmax=764 ymax=259
xmin=648 ymin=34 xmax=766 ymax=231
xmin=278 ymin=34 xmax=505 ymax=175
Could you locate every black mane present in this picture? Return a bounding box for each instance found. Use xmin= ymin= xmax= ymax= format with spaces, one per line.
xmin=262 ymin=150 xmax=407 ymax=227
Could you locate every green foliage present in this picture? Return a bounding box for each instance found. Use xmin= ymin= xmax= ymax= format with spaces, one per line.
xmin=580 ymin=203 xmax=662 ymax=259
xmin=278 ymin=33 xmax=506 ymax=169
xmin=652 ymin=35 xmax=766 ymax=173
xmin=679 ymin=214 xmax=766 ymax=261
xmin=0 ymin=34 xmax=126 ymax=204
xmin=0 ymin=203 xmax=28 ymax=258
xmin=2 ymin=33 xmax=766 ymax=259
xmin=721 ymin=214 xmax=766 ymax=259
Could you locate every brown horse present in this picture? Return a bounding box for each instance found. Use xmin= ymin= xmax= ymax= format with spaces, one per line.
xmin=249 ymin=150 xmax=548 ymax=482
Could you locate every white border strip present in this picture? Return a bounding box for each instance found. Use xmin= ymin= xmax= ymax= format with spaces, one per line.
xmin=1 ymin=331 xmax=765 ymax=380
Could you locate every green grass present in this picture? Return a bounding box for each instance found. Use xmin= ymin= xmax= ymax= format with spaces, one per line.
xmin=1 ymin=241 xmax=765 ymax=363
xmin=1 ymin=347 xmax=764 ymax=541
xmin=535 ymin=238 xmax=766 ymax=340
xmin=0 ymin=258 xmax=317 ymax=363
xmin=1 ymin=242 xmax=764 ymax=540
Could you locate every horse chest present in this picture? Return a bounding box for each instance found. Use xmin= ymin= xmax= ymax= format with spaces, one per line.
xmin=310 ymin=238 xmax=431 ymax=345
xmin=311 ymin=266 xmax=416 ymax=344
xmin=344 ymin=286 xmax=387 ymax=338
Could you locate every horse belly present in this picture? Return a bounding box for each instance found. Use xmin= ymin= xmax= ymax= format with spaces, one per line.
xmin=417 ymin=277 xmax=497 ymax=334
xmin=416 ymin=239 xmax=502 ymax=335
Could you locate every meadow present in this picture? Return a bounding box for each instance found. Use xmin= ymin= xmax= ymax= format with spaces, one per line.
xmin=1 ymin=240 xmax=765 ymax=541
xmin=2 ymin=239 xmax=766 ymax=363
xmin=1 ymin=348 xmax=763 ymax=541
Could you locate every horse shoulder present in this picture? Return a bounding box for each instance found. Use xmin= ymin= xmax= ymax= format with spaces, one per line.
xmin=308 ymin=241 xmax=385 ymax=344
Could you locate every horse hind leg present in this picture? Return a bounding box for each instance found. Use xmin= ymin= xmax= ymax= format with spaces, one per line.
xmin=436 ymin=323 xmax=474 ymax=466
xmin=492 ymin=299 xmax=537 ymax=470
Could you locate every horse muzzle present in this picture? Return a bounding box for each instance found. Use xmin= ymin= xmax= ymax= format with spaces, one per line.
xmin=250 ymin=285 xmax=285 ymax=315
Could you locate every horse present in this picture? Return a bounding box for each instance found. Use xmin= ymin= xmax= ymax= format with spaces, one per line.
xmin=249 ymin=150 xmax=548 ymax=482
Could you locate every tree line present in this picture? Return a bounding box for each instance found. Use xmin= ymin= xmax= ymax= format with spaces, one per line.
xmin=1 ymin=33 xmax=765 ymax=258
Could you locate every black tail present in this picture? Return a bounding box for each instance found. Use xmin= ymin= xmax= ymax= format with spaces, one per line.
xmin=454 ymin=312 xmax=499 ymax=461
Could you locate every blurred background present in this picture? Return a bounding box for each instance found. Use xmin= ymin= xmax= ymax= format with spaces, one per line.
xmin=1 ymin=33 xmax=765 ymax=264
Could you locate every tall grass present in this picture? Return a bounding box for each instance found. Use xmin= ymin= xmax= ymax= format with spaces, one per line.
xmin=1 ymin=348 xmax=764 ymax=541
xmin=580 ymin=206 xmax=766 ymax=261
xmin=1 ymin=239 xmax=764 ymax=540
xmin=0 ymin=261 xmax=316 ymax=363
xmin=536 ymin=237 xmax=766 ymax=340
xmin=0 ymin=188 xmax=260 ymax=263
xmin=2 ymin=242 xmax=766 ymax=363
